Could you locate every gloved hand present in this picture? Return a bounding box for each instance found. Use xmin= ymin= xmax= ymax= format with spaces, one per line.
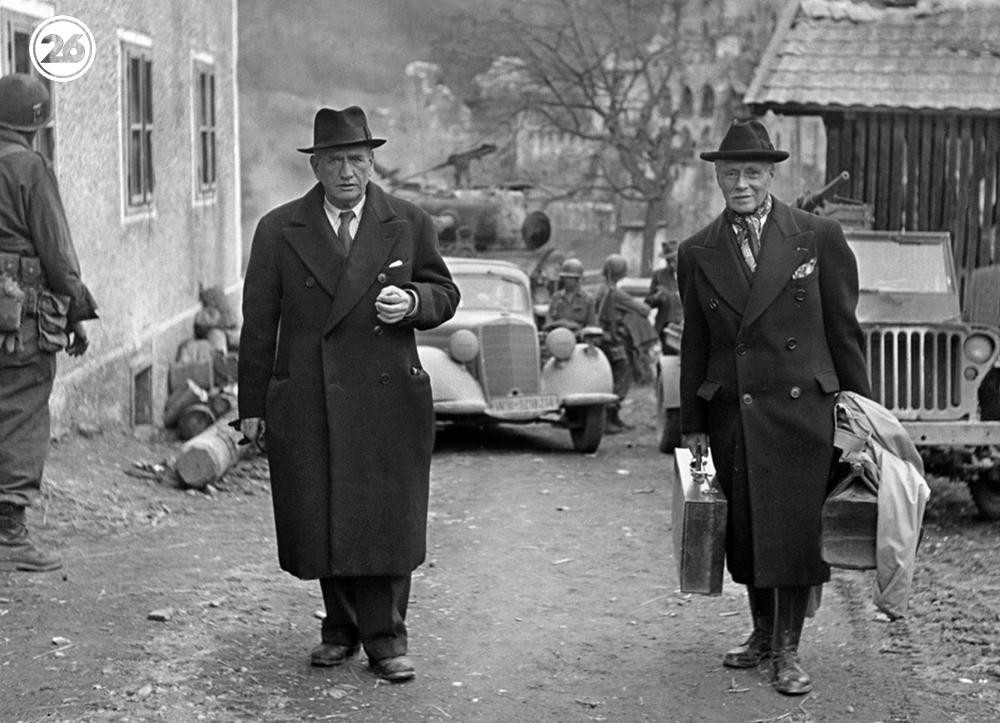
xmin=66 ymin=320 xmax=89 ymax=357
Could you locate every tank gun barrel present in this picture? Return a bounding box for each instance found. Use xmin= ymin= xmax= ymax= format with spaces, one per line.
xmin=795 ymin=170 xmax=850 ymax=213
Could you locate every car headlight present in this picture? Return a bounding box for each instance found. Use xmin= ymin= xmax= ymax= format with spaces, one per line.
xmin=964 ymin=333 xmax=996 ymax=365
xmin=545 ymin=327 xmax=576 ymax=361
xmin=448 ymin=329 xmax=479 ymax=363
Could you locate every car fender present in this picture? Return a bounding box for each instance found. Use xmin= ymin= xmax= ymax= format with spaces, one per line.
xmin=541 ymin=344 xmax=617 ymax=407
xmin=657 ymin=354 xmax=681 ymax=409
xmin=417 ymin=345 xmax=487 ymax=412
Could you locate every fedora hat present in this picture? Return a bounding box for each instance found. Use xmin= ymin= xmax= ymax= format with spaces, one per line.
xmin=700 ymin=118 xmax=788 ymax=163
xmin=297 ymin=106 xmax=386 ymax=153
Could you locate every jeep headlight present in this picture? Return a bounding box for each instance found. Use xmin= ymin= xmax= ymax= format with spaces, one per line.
xmin=963 ymin=333 xmax=996 ymax=365
xmin=449 ymin=329 xmax=479 ymax=363
xmin=545 ymin=327 xmax=576 ymax=361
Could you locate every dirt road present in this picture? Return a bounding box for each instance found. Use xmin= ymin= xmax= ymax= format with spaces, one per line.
xmin=1 ymin=388 xmax=998 ymax=722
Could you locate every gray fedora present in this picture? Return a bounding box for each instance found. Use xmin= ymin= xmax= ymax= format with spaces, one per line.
xmin=297 ymin=106 xmax=386 ymax=153
xmin=700 ymin=118 xmax=788 ymax=163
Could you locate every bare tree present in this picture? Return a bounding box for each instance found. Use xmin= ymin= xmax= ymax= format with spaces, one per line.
xmin=465 ymin=0 xmax=696 ymax=273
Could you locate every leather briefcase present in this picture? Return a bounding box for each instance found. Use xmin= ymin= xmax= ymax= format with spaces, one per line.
xmin=672 ymin=447 xmax=727 ymax=595
xmin=821 ymin=462 xmax=878 ymax=570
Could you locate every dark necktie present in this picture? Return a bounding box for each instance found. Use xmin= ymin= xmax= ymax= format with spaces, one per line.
xmin=338 ymin=210 xmax=355 ymax=252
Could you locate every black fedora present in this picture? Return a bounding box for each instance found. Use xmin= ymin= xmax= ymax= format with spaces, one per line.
xmin=297 ymin=106 xmax=386 ymax=153
xmin=700 ymin=118 xmax=788 ymax=163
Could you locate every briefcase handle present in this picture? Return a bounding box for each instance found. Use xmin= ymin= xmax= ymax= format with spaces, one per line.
xmin=690 ymin=442 xmax=715 ymax=491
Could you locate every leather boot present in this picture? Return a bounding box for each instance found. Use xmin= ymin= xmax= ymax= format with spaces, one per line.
xmin=723 ymin=585 xmax=774 ymax=668
xmin=0 ymin=502 xmax=62 ymax=572
xmin=772 ymin=585 xmax=813 ymax=695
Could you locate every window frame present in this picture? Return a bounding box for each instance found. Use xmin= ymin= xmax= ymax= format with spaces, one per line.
xmin=120 ymin=35 xmax=154 ymax=213
xmin=191 ymin=54 xmax=217 ymax=202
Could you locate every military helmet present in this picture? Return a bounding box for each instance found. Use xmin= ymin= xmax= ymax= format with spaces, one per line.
xmin=603 ymin=253 xmax=628 ymax=282
xmin=559 ymin=258 xmax=584 ymax=278
xmin=0 ymin=74 xmax=52 ymax=132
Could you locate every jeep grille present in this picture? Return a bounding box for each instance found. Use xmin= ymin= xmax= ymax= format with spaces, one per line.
xmin=865 ymin=326 xmax=964 ymax=420
xmin=477 ymin=319 xmax=540 ymax=399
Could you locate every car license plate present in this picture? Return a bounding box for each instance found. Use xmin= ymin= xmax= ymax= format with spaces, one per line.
xmin=488 ymin=394 xmax=559 ymax=415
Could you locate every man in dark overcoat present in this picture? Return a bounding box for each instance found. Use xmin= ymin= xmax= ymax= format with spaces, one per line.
xmin=677 ymin=119 xmax=870 ymax=696
xmin=238 ymin=106 xmax=459 ymax=683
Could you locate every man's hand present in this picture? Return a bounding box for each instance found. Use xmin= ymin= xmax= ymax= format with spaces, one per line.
xmin=375 ymin=285 xmax=414 ymax=324
xmin=66 ymin=321 xmax=89 ymax=357
xmin=240 ymin=417 xmax=266 ymax=451
xmin=680 ymin=432 xmax=710 ymax=458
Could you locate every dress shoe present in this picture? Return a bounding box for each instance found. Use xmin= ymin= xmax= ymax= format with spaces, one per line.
xmin=723 ymin=629 xmax=772 ymax=668
xmin=370 ymin=654 xmax=415 ymax=682
xmin=309 ymin=642 xmax=359 ymax=667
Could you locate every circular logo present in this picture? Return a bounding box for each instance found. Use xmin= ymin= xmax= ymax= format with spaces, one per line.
xmin=29 ymin=15 xmax=96 ymax=83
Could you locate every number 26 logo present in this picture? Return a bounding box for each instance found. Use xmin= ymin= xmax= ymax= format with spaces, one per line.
xmin=30 ymin=16 xmax=95 ymax=82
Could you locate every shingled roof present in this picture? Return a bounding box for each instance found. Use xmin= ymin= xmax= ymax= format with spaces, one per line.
xmin=745 ymin=0 xmax=1000 ymax=112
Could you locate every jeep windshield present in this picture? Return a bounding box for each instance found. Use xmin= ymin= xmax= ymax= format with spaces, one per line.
xmin=847 ymin=237 xmax=953 ymax=294
xmin=454 ymin=273 xmax=531 ymax=312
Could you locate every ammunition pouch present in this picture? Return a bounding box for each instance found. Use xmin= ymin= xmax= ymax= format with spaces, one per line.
xmin=36 ymin=290 xmax=70 ymax=352
xmin=0 ymin=252 xmax=69 ymax=352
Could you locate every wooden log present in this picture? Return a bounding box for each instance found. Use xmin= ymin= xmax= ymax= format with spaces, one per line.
xmin=175 ymin=410 xmax=254 ymax=489
xmin=176 ymin=403 xmax=215 ymax=441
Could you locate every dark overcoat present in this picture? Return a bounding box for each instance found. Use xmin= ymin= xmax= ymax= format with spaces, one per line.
xmin=677 ymin=198 xmax=871 ymax=588
xmin=238 ymin=182 xmax=459 ymax=579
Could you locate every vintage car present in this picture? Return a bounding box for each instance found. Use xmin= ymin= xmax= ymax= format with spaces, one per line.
xmin=416 ymin=257 xmax=618 ymax=452
xmin=654 ymin=229 xmax=1000 ymax=517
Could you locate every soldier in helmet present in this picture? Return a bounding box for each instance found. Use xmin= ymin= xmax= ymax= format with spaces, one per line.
xmin=0 ymin=73 xmax=98 ymax=572
xmin=543 ymin=257 xmax=596 ymax=332
xmin=594 ymin=254 xmax=654 ymax=433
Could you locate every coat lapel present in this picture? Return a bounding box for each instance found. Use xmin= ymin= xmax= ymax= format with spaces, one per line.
xmin=282 ymin=184 xmax=346 ymax=299
xmin=689 ymin=214 xmax=751 ymax=315
xmin=324 ymin=183 xmax=403 ymax=333
xmin=740 ymin=199 xmax=815 ymax=329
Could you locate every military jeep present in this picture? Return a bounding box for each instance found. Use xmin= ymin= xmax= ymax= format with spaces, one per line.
xmin=846 ymin=230 xmax=1000 ymax=519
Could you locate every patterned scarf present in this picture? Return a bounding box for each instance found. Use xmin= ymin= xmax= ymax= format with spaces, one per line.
xmin=726 ymin=194 xmax=772 ymax=273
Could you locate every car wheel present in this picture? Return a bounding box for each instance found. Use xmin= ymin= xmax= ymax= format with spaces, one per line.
xmin=567 ymin=404 xmax=604 ymax=453
xmin=659 ymin=408 xmax=682 ymax=454
xmin=969 ymin=470 xmax=1000 ymax=521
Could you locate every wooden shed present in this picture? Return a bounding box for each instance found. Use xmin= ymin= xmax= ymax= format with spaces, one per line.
xmin=744 ymin=0 xmax=1000 ymax=306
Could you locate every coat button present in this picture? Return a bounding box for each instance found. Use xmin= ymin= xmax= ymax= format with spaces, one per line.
xmin=785 ymin=337 xmax=797 ymax=350
xmin=736 ymin=343 xmax=747 ymax=356
xmin=305 ymin=277 xmax=316 ymax=288
xmin=373 ymin=325 xmax=383 ymax=336
xmin=790 ymin=386 xmax=802 ymax=399
xmin=708 ymin=298 xmax=719 ymax=310
xmin=379 ymin=373 xmax=390 ymax=384
xmin=794 ymin=288 xmax=806 ymax=302
xmin=377 ymin=272 xmax=387 ymax=283
xmin=742 ymin=393 xmax=753 ymax=405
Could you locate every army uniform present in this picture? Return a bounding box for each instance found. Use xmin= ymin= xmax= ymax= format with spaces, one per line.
xmin=544 ymin=287 xmax=596 ymax=330
xmin=0 ymin=76 xmax=97 ymax=572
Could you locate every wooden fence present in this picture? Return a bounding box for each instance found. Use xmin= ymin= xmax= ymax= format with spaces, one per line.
xmin=824 ymin=111 xmax=1000 ymax=306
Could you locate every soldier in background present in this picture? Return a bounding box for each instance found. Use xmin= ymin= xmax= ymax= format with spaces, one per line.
xmin=0 ymin=74 xmax=98 ymax=572
xmin=594 ymin=254 xmax=654 ymax=433
xmin=543 ymin=258 xmax=596 ymax=332
xmin=644 ymin=239 xmax=683 ymax=349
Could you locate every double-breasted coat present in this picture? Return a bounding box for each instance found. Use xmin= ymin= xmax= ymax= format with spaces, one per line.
xmin=677 ymin=198 xmax=870 ymax=588
xmin=238 ymin=182 xmax=459 ymax=580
